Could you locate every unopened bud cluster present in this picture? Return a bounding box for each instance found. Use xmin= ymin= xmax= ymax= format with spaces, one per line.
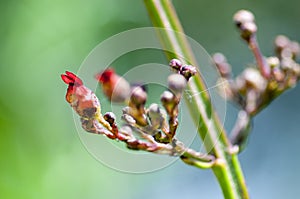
xmin=61 ymin=65 xmax=201 ymax=157
xmin=117 ymin=60 xmax=197 ymax=151
xmin=212 ymin=10 xmax=300 ymax=151
xmin=215 ymin=10 xmax=300 ymax=117
xmin=60 ymin=59 xmax=198 ymax=156
xmin=122 ymin=61 xmax=193 ymax=143
xmin=233 ymin=10 xmax=257 ymax=42
xmin=169 ymin=59 xmax=197 ymax=80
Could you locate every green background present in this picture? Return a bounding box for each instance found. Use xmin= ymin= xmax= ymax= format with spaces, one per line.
xmin=0 ymin=0 xmax=299 ymax=198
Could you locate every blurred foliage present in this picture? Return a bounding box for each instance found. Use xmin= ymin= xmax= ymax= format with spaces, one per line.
xmin=0 ymin=0 xmax=299 ymax=199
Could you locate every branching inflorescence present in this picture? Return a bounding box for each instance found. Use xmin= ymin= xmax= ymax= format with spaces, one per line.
xmin=61 ymin=61 xmax=215 ymax=169
xmin=61 ymin=10 xmax=299 ymax=172
xmin=213 ymin=10 xmax=300 ymax=151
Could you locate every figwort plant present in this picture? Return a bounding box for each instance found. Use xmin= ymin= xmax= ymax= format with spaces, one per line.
xmin=61 ymin=1 xmax=300 ymax=198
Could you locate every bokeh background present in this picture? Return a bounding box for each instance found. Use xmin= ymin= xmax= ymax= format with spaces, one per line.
xmin=1 ymin=0 xmax=300 ymax=198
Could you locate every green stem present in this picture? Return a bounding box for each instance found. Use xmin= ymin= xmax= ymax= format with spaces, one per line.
xmin=144 ymin=0 xmax=249 ymax=198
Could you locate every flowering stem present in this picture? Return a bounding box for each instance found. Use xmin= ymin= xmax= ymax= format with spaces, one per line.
xmin=144 ymin=0 xmax=249 ymax=198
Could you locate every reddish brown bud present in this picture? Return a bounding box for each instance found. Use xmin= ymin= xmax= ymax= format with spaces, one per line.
xmin=103 ymin=112 xmax=116 ymax=126
xmin=61 ymin=71 xmax=101 ymax=119
xmin=96 ymin=68 xmax=131 ymax=103
xmin=61 ymin=71 xmax=83 ymax=87
xmin=130 ymin=86 xmax=147 ymax=107
xmin=169 ymin=59 xmax=182 ymax=71
xmin=180 ymin=65 xmax=197 ymax=80
xmin=161 ymin=90 xmax=176 ymax=115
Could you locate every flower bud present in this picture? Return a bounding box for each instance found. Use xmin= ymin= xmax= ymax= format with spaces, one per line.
xmin=96 ymin=68 xmax=131 ymax=103
xmin=61 ymin=71 xmax=101 ymax=119
xmin=180 ymin=65 xmax=197 ymax=80
xmin=128 ymin=87 xmax=148 ymax=126
xmin=168 ymin=74 xmax=187 ymax=96
xmin=122 ymin=114 xmax=136 ymax=126
xmin=281 ymin=58 xmax=300 ymax=75
xmin=275 ymin=35 xmax=290 ymax=50
xmin=130 ymin=86 xmax=147 ymax=107
xmin=119 ymin=125 xmax=133 ymax=137
xmin=103 ymin=112 xmax=116 ymax=126
xmin=281 ymin=58 xmax=294 ymax=70
xmin=148 ymin=103 xmax=167 ymax=130
xmin=242 ymin=68 xmax=267 ymax=92
xmin=267 ymin=56 xmax=284 ymax=81
xmin=238 ymin=22 xmax=257 ymax=41
xmin=213 ymin=52 xmax=227 ymax=65
xmin=161 ymin=90 xmax=175 ymax=103
xmin=161 ymin=90 xmax=176 ymax=114
xmin=233 ymin=10 xmax=255 ymax=26
xmin=267 ymin=56 xmax=280 ymax=68
xmin=122 ymin=106 xmax=130 ymax=115
xmin=281 ymin=48 xmax=293 ymax=59
xmin=213 ymin=53 xmax=232 ymax=78
xmin=233 ymin=10 xmax=257 ymax=42
xmin=289 ymin=41 xmax=300 ymax=59
xmin=267 ymin=57 xmax=285 ymax=82
xmin=272 ymin=68 xmax=285 ymax=82
xmin=292 ymin=63 xmax=300 ymax=76
xmin=169 ymin=58 xmax=182 ymax=71
xmin=242 ymin=22 xmax=257 ymax=34
xmin=148 ymin=103 xmax=160 ymax=116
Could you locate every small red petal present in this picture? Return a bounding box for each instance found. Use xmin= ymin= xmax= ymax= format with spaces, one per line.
xmin=63 ymin=71 xmax=83 ymax=86
xmin=95 ymin=68 xmax=115 ymax=83
xmin=65 ymin=71 xmax=77 ymax=79
xmin=74 ymin=77 xmax=83 ymax=86
xmin=61 ymin=74 xmax=74 ymax=84
xmin=104 ymin=68 xmax=115 ymax=76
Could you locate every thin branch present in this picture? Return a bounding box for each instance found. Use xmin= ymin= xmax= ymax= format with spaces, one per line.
xmin=249 ymin=36 xmax=271 ymax=78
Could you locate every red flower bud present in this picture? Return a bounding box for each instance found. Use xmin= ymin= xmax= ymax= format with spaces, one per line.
xmin=61 ymin=71 xmax=101 ymax=119
xmin=95 ymin=68 xmax=131 ymax=103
